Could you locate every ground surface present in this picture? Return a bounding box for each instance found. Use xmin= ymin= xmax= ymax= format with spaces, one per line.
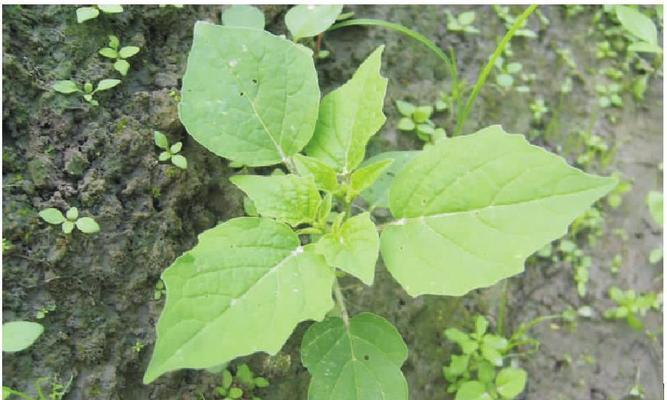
xmin=2 ymin=5 xmax=663 ymax=400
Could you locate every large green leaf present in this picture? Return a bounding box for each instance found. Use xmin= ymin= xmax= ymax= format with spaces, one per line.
xmin=284 ymin=5 xmax=343 ymax=41
xmin=301 ymin=312 xmax=408 ymax=400
xmin=2 ymin=321 xmax=44 ymax=352
xmin=615 ymin=6 xmax=658 ymax=45
xmin=360 ymin=151 xmax=419 ymax=210
xmin=144 ymin=217 xmax=335 ymax=383
xmin=380 ymin=125 xmax=617 ymax=296
xmin=305 ymin=46 xmax=388 ymax=173
xmin=230 ymin=174 xmax=322 ymax=227
xmin=179 ymin=23 xmax=320 ymax=166
xmin=315 ymin=213 xmax=379 ymax=285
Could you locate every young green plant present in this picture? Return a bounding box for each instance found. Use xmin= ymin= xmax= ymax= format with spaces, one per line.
xmin=38 ymin=207 xmax=100 ymax=234
xmin=52 ymin=79 xmax=121 ymax=107
xmin=98 ymin=35 xmax=140 ymax=76
xmin=153 ymin=131 xmax=187 ymax=169
xmin=76 ymin=4 xmax=123 ymax=23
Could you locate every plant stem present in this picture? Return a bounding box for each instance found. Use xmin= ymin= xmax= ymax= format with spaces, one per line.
xmin=496 ymin=279 xmax=508 ymax=336
xmin=454 ymin=4 xmax=538 ymax=135
xmin=333 ymin=279 xmax=350 ymax=327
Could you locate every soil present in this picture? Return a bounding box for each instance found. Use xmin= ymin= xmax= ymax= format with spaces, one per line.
xmin=2 ymin=5 xmax=662 ymax=400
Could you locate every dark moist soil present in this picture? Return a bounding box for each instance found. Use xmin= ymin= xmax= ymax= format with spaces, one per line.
xmin=2 ymin=5 xmax=662 ymax=400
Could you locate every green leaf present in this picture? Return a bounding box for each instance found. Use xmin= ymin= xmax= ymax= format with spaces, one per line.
xmin=108 ymin=34 xmax=120 ymax=49
xmin=481 ymin=343 xmax=503 ymax=367
xmin=315 ymin=213 xmax=379 ymax=285
xmin=397 ymin=118 xmax=416 ymax=131
xmin=412 ymin=106 xmax=433 ymax=123
xmin=94 ymin=79 xmax=121 ymax=93
xmin=348 ymin=159 xmax=393 ymax=201
xmin=293 ymin=154 xmax=339 ymax=193
xmin=179 ymin=23 xmax=320 ymax=167
xmin=284 ymin=5 xmax=343 ymax=41
xmin=98 ymin=4 xmax=123 ymax=14
xmin=114 ymin=59 xmax=130 ymax=76
xmin=2 ymin=321 xmax=44 ymax=352
xmin=305 ymin=46 xmax=387 ymax=173
xmin=474 ymin=315 xmax=488 ymax=337
xmin=229 ymin=387 xmax=243 ymax=399
xmin=230 ymin=174 xmax=321 ymax=227
xmin=482 ymin=334 xmax=508 ymax=350
xmin=221 ymin=5 xmax=265 ymax=30
xmin=62 ymin=221 xmax=75 ymax=234
xmin=143 ymin=217 xmax=335 ymax=383
xmin=477 ymin=361 xmax=496 ymax=383
xmin=76 ymin=7 xmax=99 ymax=23
xmin=154 ymin=131 xmax=170 ymax=149
xmin=301 ymin=312 xmax=408 ymax=400
xmin=222 ymin=369 xmax=233 ymax=389
xmin=458 ymin=11 xmax=476 ymax=26
xmin=646 ymin=191 xmax=663 ymax=226
xmin=171 ymin=155 xmax=188 ymax=170
xmin=66 ymin=207 xmax=79 ymax=221
xmin=495 ymin=367 xmax=527 ymax=399
xmin=627 ymin=41 xmax=662 ymax=53
xmin=380 ymin=125 xmax=617 ymax=296
xmin=39 ymin=208 xmax=65 ymax=225
xmin=649 ymin=247 xmax=663 ymax=264
xmin=159 ymin=152 xmax=171 ymax=162
xmin=119 ymin=46 xmax=140 ymax=59
xmin=615 ymin=6 xmax=658 ymax=45
xmin=98 ymin=47 xmax=119 ymax=59
xmin=236 ymin=364 xmax=253 ymax=385
xmin=52 ymin=80 xmax=80 ymax=94
xmin=254 ymin=376 xmax=269 ymax=388
xmin=360 ymin=151 xmax=418 ymax=210
xmin=496 ymin=74 xmax=514 ymax=87
xmin=170 ymin=142 xmax=183 ymax=154
xmin=506 ymin=62 xmax=523 ymax=74
xmin=76 ymin=217 xmax=100 ymax=233
xmin=455 ymin=381 xmax=491 ymax=400
xmin=395 ymin=100 xmax=416 ymax=117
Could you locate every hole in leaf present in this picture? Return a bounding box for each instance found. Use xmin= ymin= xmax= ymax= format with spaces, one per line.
xmin=363 ymin=355 xmax=370 ymax=361
xmin=252 ymin=79 xmax=257 ymax=84
xmin=240 ymin=92 xmax=244 ymax=96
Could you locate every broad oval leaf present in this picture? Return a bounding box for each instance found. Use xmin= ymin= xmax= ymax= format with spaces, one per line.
xmin=455 ymin=381 xmax=491 ymax=400
xmin=360 ymin=151 xmax=419 ymax=210
xmin=75 ymin=217 xmax=100 ymax=233
xmin=113 ymin=59 xmax=130 ymax=76
xmin=76 ymin=7 xmax=99 ymax=23
xmin=97 ymin=4 xmax=123 ymax=14
xmin=380 ymin=125 xmax=617 ymax=296
xmin=52 ymin=80 xmax=80 ymax=94
xmin=495 ymin=367 xmax=527 ymax=399
xmin=221 ymin=5 xmax=265 ymax=30
xmin=144 ymin=217 xmax=335 ymax=383
xmin=315 ymin=212 xmax=379 ymax=285
xmin=301 ymin=312 xmax=408 ymax=400
xmin=230 ymin=174 xmax=322 ymax=227
xmin=305 ymin=46 xmax=388 ymax=173
xmin=615 ymin=6 xmax=658 ymax=46
xmin=94 ymin=79 xmax=121 ymax=93
xmin=39 ymin=208 xmax=65 ymax=225
xmin=118 ymin=46 xmax=140 ymax=59
xmin=284 ymin=5 xmax=343 ymax=41
xmin=3 ymin=321 xmax=44 ymax=352
xmin=179 ymin=23 xmax=320 ymax=166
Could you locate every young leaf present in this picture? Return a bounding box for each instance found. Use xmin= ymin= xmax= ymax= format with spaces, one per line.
xmin=159 ymin=152 xmax=171 ymax=162
xmin=359 ymin=151 xmax=418 ymax=210
xmin=293 ymin=154 xmax=339 ymax=193
xmin=305 ymin=46 xmax=387 ymax=173
xmin=230 ymin=174 xmax=322 ymax=227
xmin=143 ymin=217 xmax=335 ymax=383
xmin=99 ymin=47 xmax=118 ymax=59
xmin=66 ymin=207 xmax=79 ymax=221
xmin=221 ymin=5 xmax=265 ymax=30
xmin=62 ymin=221 xmax=75 ymax=234
xmin=495 ymin=367 xmax=527 ymax=399
xmin=179 ymin=23 xmax=320 ymax=167
xmin=98 ymin=5 xmax=123 ymax=14
xmin=301 ymin=312 xmax=408 ymax=400
xmin=455 ymin=381 xmax=491 ymax=400
xmin=395 ymin=100 xmax=416 ymax=117
xmin=315 ymin=212 xmax=379 ymax=285
xmin=615 ymin=6 xmax=658 ymax=46
xmin=170 ymin=142 xmax=183 ymax=154
xmin=114 ymin=59 xmax=130 ymax=76
xmin=76 ymin=7 xmax=99 ymax=23
xmin=348 ymin=158 xmax=393 ymax=201
xmin=2 ymin=321 xmax=44 ymax=352
xmin=380 ymin=125 xmax=617 ymax=296
xmin=52 ymin=80 xmax=80 ymax=94
xmin=284 ymin=5 xmax=343 ymax=41
xmin=646 ymin=190 xmax=663 ymax=226
xmin=118 ymin=46 xmax=140 ymax=59
xmin=39 ymin=208 xmax=65 ymax=225
xmin=76 ymin=217 xmax=100 ymax=233
xmin=154 ymin=131 xmax=170 ymax=150
xmin=171 ymin=155 xmax=188 ymax=170
xmin=108 ymin=35 xmax=120 ymax=49
xmin=94 ymin=79 xmax=121 ymax=93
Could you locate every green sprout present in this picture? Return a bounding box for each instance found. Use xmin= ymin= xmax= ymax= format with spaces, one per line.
xmin=493 ymin=57 xmax=523 ymax=89
xmin=595 ymin=83 xmax=623 ymax=108
xmin=132 ymin=341 xmax=145 ymax=353
xmin=595 ymin=40 xmax=618 ymax=59
xmin=445 ymin=10 xmax=479 ymax=34
xmin=153 ymin=280 xmax=166 ymax=301
xmin=215 ymin=363 xmax=270 ymax=400
xmin=38 ymin=207 xmax=100 ymax=234
xmin=98 ymin=35 xmax=140 ymax=76
xmin=76 ymin=4 xmax=123 ymax=23
xmin=52 ymin=79 xmax=121 ymax=107
xmin=604 ymin=287 xmax=662 ymax=331
xmin=395 ymin=100 xmax=446 ymax=145
xmin=528 ymin=98 xmax=548 ymax=123
xmin=154 ymin=131 xmax=187 ymax=169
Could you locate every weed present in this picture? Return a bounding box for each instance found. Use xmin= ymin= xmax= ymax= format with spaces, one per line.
xmin=52 ymin=79 xmax=121 ymax=107
xmin=98 ymin=35 xmax=140 ymax=76
xmin=154 ymin=131 xmax=187 ymax=170
xmin=38 ymin=207 xmax=100 ymax=234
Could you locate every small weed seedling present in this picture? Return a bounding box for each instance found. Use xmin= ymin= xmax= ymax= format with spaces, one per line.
xmin=39 ymin=207 xmax=100 ymax=234
xmin=395 ymin=100 xmax=446 ymax=144
xmin=132 ymin=341 xmax=145 ymax=353
xmin=528 ymin=98 xmax=548 ymax=123
xmin=604 ymin=287 xmax=662 ymax=331
xmin=154 ymin=131 xmax=187 ymax=169
xmin=142 ymin=13 xmax=616 ymax=399
xmin=52 ymin=79 xmax=121 ymax=107
xmin=595 ymin=82 xmax=623 ymax=109
xmin=99 ymin=35 xmax=140 ymax=76
xmin=153 ymin=280 xmax=166 ymax=300
xmin=646 ymin=190 xmax=663 ymax=264
xmin=35 ymin=303 xmax=56 ymax=320
xmin=493 ymin=5 xmax=538 ymax=38
xmin=493 ymin=57 xmax=523 ymax=90
xmin=215 ymin=364 xmax=269 ymax=400
xmin=445 ymin=10 xmax=479 ymax=34
xmin=76 ymin=4 xmax=123 ymax=23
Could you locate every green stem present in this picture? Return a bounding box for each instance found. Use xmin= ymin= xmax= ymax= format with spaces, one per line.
xmin=328 ymin=18 xmax=458 ymax=84
xmin=454 ymin=4 xmax=538 ymax=135
xmin=333 ymin=279 xmax=350 ymax=327
xmin=496 ymin=280 xmax=508 ymax=336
